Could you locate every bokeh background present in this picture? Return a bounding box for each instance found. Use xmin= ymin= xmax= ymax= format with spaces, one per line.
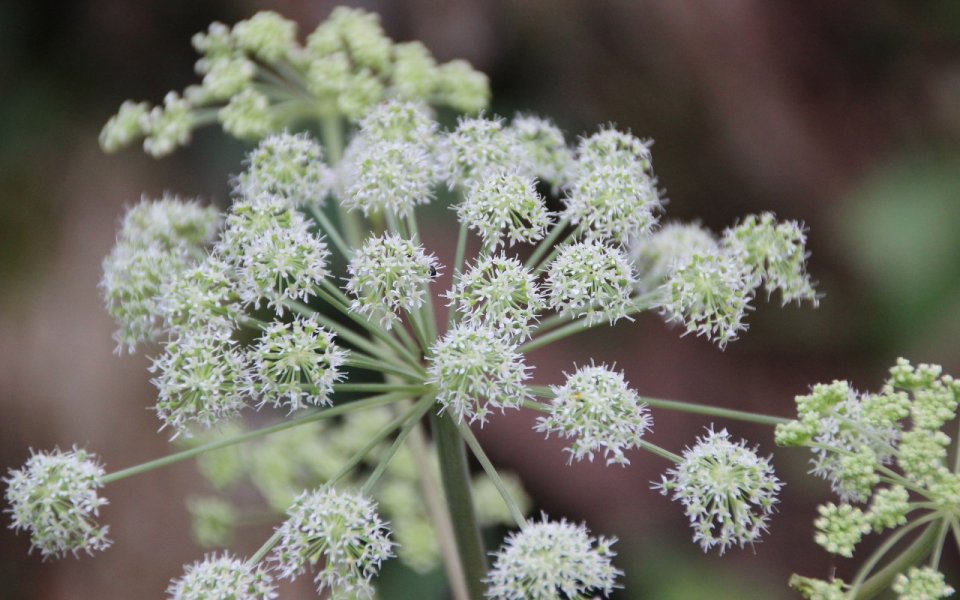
xmin=2 ymin=1 xmax=960 ymax=598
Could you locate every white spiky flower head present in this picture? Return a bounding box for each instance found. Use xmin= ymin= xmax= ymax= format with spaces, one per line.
xmin=536 ymin=363 xmax=653 ymax=466
xmin=457 ymin=169 xmax=550 ymax=250
xmin=629 ymin=222 xmax=718 ymax=290
xmin=485 ymin=514 xmax=621 ymax=600
xmin=546 ymin=240 xmax=636 ymax=325
xmin=167 ymin=552 xmax=277 ymax=600
xmin=157 ymin=254 xmax=239 ymax=338
xmin=346 ymin=232 xmax=440 ymax=329
xmin=428 ymin=322 xmax=532 ymax=425
xmin=141 ymin=92 xmax=194 ymax=157
xmin=446 ymin=254 xmax=545 ymax=340
xmin=247 ymin=316 xmax=347 ymax=412
xmin=892 ymin=567 xmax=955 ymax=600
xmin=357 ymin=100 xmax=437 ymax=143
xmin=271 ymin=487 xmax=394 ymax=599
xmin=150 ymin=327 xmax=248 ymax=438
xmin=654 ymin=427 xmax=782 ymax=554
xmin=441 ymin=115 xmax=524 ymax=189
xmin=119 ymin=194 xmax=222 ymax=249
xmin=660 ymin=247 xmax=753 ymax=348
xmin=509 ymin=114 xmax=573 ymax=190
xmin=574 ymin=127 xmax=652 ymax=176
xmin=340 ymin=138 xmax=437 ymax=216
xmin=4 ymin=448 xmax=110 ymax=559
xmin=236 ymin=132 xmax=332 ymax=208
xmin=564 ymin=163 xmax=661 ymax=246
xmin=217 ymin=197 xmax=330 ymax=313
xmin=722 ymin=213 xmax=818 ymax=306
xmin=101 ymin=242 xmax=193 ymax=353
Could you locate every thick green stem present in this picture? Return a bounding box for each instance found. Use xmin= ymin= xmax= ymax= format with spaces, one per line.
xmin=446 ymin=222 xmax=470 ymax=329
xmin=343 ymin=356 xmax=424 ymax=381
xmin=457 ymin=421 xmax=527 ymax=527
xmin=103 ymin=392 xmax=405 ymax=484
xmin=431 ymin=411 xmax=487 ymax=600
xmin=246 ymin=530 xmax=283 ymax=567
xmin=406 ymin=420 xmax=470 ymax=600
xmin=332 ymin=382 xmax=429 ymax=394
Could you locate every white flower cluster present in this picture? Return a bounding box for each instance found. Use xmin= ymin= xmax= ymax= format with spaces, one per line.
xmin=485 ymin=515 xmax=621 ymax=600
xmin=271 ymin=487 xmax=394 ymax=598
xmin=235 ymin=131 xmax=333 ymax=208
xmin=655 ymin=427 xmax=782 ymax=554
xmin=346 ymin=232 xmax=441 ymax=329
xmin=546 ymin=240 xmax=636 ymax=325
xmin=4 ymin=448 xmax=110 ymax=559
xmin=167 ymin=552 xmax=277 ymax=600
xmin=428 ymin=323 xmax=532 ymax=424
xmin=536 ymin=364 xmax=653 ymax=465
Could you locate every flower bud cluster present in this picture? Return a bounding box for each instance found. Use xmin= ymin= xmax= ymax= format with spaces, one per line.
xmin=101 ymin=8 xmax=489 ymax=156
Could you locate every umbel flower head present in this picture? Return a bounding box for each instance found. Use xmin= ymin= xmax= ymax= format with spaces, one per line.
xmin=271 ymin=487 xmax=394 ymax=599
xmin=446 ymin=254 xmax=545 ymax=340
xmin=457 ymin=168 xmax=550 ymax=250
xmin=117 ymin=194 xmax=222 ymax=249
xmin=441 ymin=115 xmax=523 ymax=189
xmin=629 ymin=222 xmax=718 ymax=291
xmin=428 ymin=322 xmax=532 ymax=425
xmin=167 ymin=552 xmax=276 ymax=600
xmin=546 ymin=240 xmax=636 ymax=325
xmin=216 ymin=196 xmax=330 ymax=313
xmin=536 ymin=363 xmax=653 ymax=466
xmin=660 ymin=247 xmax=753 ymax=349
xmin=485 ymin=514 xmax=622 ymax=600
xmin=235 ymin=132 xmax=332 ymax=208
xmin=509 ymin=114 xmax=573 ymax=190
xmin=4 ymin=448 xmax=111 ymax=559
xmin=247 ymin=316 xmax=347 ymax=412
xmin=655 ymin=427 xmax=782 ymax=554
xmin=158 ymin=254 xmax=240 ymax=339
xmin=150 ymin=327 xmax=249 ymax=438
xmin=346 ymin=232 xmax=441 ymax=328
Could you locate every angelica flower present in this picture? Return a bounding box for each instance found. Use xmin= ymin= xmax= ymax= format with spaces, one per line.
xmin=509 ymin=114 xmax=573 ymax=189
xmin=390 ymin=42 xmax=438 ymax=101
xmin=167 ymin=552 xmax=276 ymax=600
xmin=308 ymin=7 xmax=393 ymax=72
xmin=546 ymin=240 xmax=636 ymax=325
xmin=722 ymin=213 xmax=817 ymax=306
xmin=813 ymin=502 xmax=870 ymax=557
xmin=536 ymin=364 xmax=653 ymax=466
xmin=446 ymin=254 xmax=544 ymax=339
xmin=100 ymin=100 xmax=149 ymax=152
xmin=4 ymin=448 xmax=110 ymax=559
xmin=564 ymin=161 xmax=661 ymax=245
xmin=247 ymin=316 xmax=347 ymax=412
xmin=346 ymin=233 xmax=440 ymax=328
xmin=219 ymin=88 xmax=273 ymax=140
xmin=660 ymin=248 xmax=753 ymax=348
xmin=118 ymin=195 xmax=222 ymax=249
xmin=150 ymin=327 xmax=249 ymax=437
xmin=217 ymin=198 xmax=330 ymax=313
xmin=574 ymin=128 xmax=652 ymax=176
xmin=236 ymin=132 xmax=332 ymax=208
xmin=198 ymin=55 xmax=255 ymax=101
xmin=485 ymin=515 xmax=621 ymax=600
xmin=866 ymin=485 xmax=909 ymax=532
xmin=629 ymin=222 xmax=718 ymax=290
xmin=442 ymin=116 xmax=523 ymax=189
xmin=457 ymin=169 xmax=550 ymax=250
xmin=655 ymin=427 xmax=782 ymax=554
xmin=142 ymin=92 xmax=194 ymax=157
xmin=340 ymin=138 xmax=437 ymax=215
xmin=428 ymin=322 xmax=532 ymax=424
xmin=789 ymin=575 xmax=849 ymax=600
xmin=357 ymin=100 xmax=437 ymax=143
xmin=892 ymin=567 xmax=954 ymax=600
xmin=271 ymin=487 xmax=394 ymax=598
xmin=158 ymin=255 xmax=239 ymax=338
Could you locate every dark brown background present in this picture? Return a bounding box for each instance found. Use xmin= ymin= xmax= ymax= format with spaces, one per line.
xmin=2 ymin=1 xmax=960 ymax=598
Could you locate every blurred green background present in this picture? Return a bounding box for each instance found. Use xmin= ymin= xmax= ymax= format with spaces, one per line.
xmin=1 ymin=1 xmax=959 ymax=598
